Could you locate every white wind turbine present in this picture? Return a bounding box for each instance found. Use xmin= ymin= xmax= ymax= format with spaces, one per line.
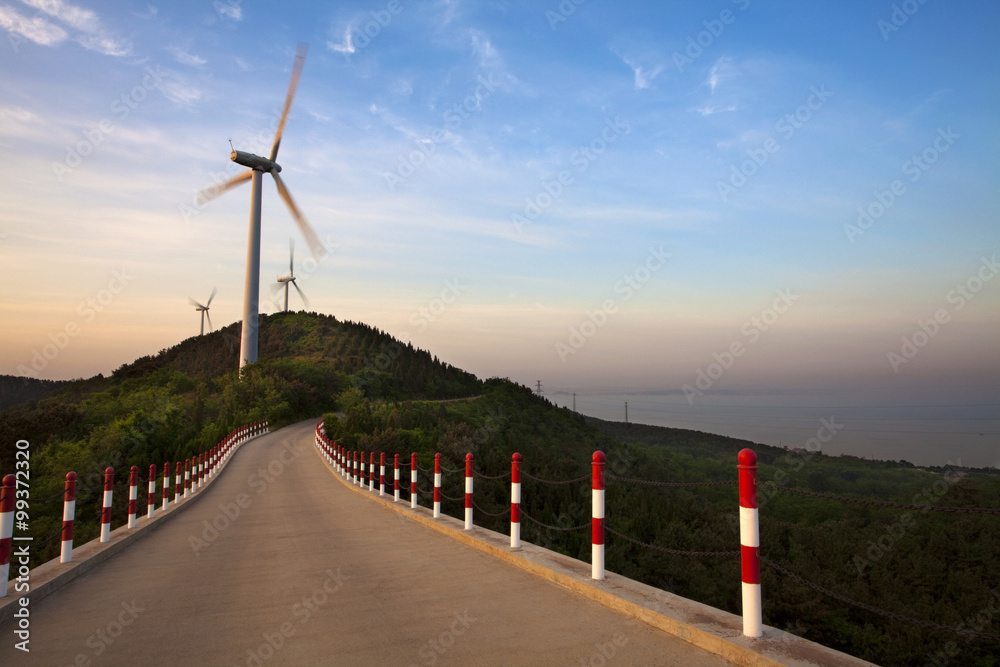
xmin=197 ymin=43 xmax=324 ymax=370
xmin=189 ymin=287 xmax=216 ymax=336
xmin=275 ymin=239 xmax=310 ymax=312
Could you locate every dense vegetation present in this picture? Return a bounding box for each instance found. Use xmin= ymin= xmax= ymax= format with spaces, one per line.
xmin=3 ymin=312 xmax=997 ymax=665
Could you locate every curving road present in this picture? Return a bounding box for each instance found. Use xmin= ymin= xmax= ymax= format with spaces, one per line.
xmin=1 ymin=419 xmax=732 ymax=666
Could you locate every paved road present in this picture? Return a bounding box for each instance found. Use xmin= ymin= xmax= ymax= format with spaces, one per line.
xmin=1 ymin=420 xmax=732 ymax=666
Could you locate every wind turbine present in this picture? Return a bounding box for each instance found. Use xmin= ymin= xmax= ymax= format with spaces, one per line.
xmin=189 ymin=288 xmax=216 ymax=336
xmin=275 ymin=239 xmax=310 ymax=312
xmin=197 ymin=43 xmax=324 ymax=370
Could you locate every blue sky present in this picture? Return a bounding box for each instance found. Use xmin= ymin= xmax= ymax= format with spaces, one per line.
xmin=1 ymin=1 xmax=998 ymax=454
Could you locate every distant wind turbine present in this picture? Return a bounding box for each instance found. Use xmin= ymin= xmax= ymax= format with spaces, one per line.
xmin=189 ymin=287 xmax=216 ymax=336
xmin=275 ymin=239 xmax=309 ymax=312
xmin=197 ymin=43 xmax=324 ymax=370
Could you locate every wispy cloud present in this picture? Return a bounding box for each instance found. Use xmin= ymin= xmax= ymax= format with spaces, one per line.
xmin=706 ymin=56 xmax=736 ymax=93
xmin=159 ymin=71 xmax=202 ymax=105
xmin=3 ymin=0 xmax=130 ymax=55
xmin=0 ymin=6 xmax=67 ymax=45
xmin=213 ymin=0 xmax=241 ymax=21
xmin=326 ymin=22 xmax=355 ymax=55
xmin=613 ymin=50 xmax=663 ymax=90
xmin=168 ymin=44 xmax=207 ymax=66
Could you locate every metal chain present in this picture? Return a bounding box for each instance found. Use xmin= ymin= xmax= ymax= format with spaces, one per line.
xmin=27 ymin=489 xmax=69 ymax=504
xmin=606 ymin=474 xmax=737 ymax=488
xmin=474 ymin=470 xmax=512 ymax=480
xmin=760 ymin=556 xmax=1000 ymax=640
xmin=770 ymin=486 xmax=1000 ymax=514
xmin=520 ymin=510 xmax=589 ymax=532
xmin=441 ymin=466 xmax=462 ymax=474
xmin=605 ymin=525 xmax=740 ymax=558
xmin=417 ymin=465 xmax=432 ymax=473
xmin=521 ymin=471 xmax=590 ymax=486
xmin=472 ymin=500 xmax=509 ymax=518
xmin=441 ymin=491 xmax=465 ymax=502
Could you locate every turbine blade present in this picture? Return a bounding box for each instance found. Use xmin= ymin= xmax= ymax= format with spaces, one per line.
xmin=292 ymin=279 xmax=310 ymax=309
xmin=289 ymin=238 xmax=295 ymax=276
xmin=197 ymin=170 xmax=252 ymax=205
xmin=269 ymin=43 xmax=308 ymax=163
xmin=206 ymin=286 xmax=217 ymax=307
xmin=206 ymin=310 xmax=213 ymax=332
xmin=189 ymin=297 xmax=205 ymax=309
xmin=271 ymin=172 xmax=325 ymax=260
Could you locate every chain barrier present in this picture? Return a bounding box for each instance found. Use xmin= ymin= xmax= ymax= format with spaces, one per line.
xmin=521 ymin=471 xmax=589 ymax=486
xmin=472 ymin=500 xmax=509 ymax=518
xmin=769 ymin=485 xmax=1000 ymax=514
xmin=520 ymin=510 xmax=589 ymax=532
xmin=760 ymin=556 xmax=1000 ymax=640
xmin=474 ymin=470 xmax=512 ymax=481
xmin=605 ymin=525 xmax=740 ymax=558
xmin=441 ymin=491 xmax=465 ymax=502
xmin=26 ymin=489 xmax=68 ymax=504
xmin=417 ymin=464 xmax=432 ymax=473
xmin=441 ymin=466 xmax=462 ymax=474
xmin=606 ymin=473 xmax=737 ymax=488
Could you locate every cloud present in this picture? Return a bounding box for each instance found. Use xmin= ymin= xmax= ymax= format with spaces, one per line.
xmin=4 ymin=0 xmax=130 ymax=55
xmin=134 ymin=5 xmax=157 ymax=20
xmin=0 ymin=6 xmax=68 ymax=45
xmin=613 ymin=50 xmax=663 ymax=90
xmin=168 ymin=44 xmax=207 ymax=66
xmin=158 ymin=72 xmax=202 ymax=105
xmin=213 ymin=0 xmax=241 ymax=21
xmin=326 ymin=23 xmax=355 ymax=55
xmin=706 ymin=56 xmax=736 ymax=94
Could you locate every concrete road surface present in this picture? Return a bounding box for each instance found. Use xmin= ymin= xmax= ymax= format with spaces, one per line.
xmin=1 ymin=419 xmax=732 ymax=666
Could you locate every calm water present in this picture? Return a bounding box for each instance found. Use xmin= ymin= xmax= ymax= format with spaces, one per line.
xmin=550 ymin=388 xmax=1000 ymax=469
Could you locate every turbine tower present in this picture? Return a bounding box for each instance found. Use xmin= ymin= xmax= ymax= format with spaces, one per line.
xmin=275 ymin=239 xmax=309 ymax=312
xmin=189 ymin=288 xmax=216 ymax=336
xmin=197 ymin=43 xmax=324 ymax=370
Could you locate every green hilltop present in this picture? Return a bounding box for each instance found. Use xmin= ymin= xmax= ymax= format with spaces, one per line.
xmin=2 ymin=311 xmax=999 ymax=666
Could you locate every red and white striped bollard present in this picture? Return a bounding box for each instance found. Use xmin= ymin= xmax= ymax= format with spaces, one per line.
xmin=128 ymin=466 xmax=138 ymax=528
xmin=147 ymin=464 xmax=156 ymax=519
xmin=174 ymin=461 xmax=182 ymax=504
xmin=592 ymin=451 xmax=605 ymax=580
xmin=60 ymin=471 xmax=77 ymax=563
xmin=369 ymin=452 xmax=375 ymax=492
xmin=739 ymin=448 xmax=762 ymax=638
xmin=410 ymin=453 xmax=418 ymax=509
xmin=184 ymin=459 xmax=191 ymax=499
xmin=100 ymin=467 xmax=114 ymax=543
xmin=465 ymin=453 xmax=474 ymax=530
xmin=393 ymin=454 xmax=400 ymax=502
xmin=162 ymin=462 xmax=170 ymax=511
xmin=433 ymin=453 xmax=442 ymax=519
xmin=0 ymin=475 xmax=14 ymax=597
xmin=379 ymin=452 xmax=385 ymax=497
xmin=511 ymin=453 xmax=521 ymax=549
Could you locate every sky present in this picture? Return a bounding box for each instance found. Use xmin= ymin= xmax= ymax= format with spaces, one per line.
xmin=1 ymin=1 xmax=997 ymax=463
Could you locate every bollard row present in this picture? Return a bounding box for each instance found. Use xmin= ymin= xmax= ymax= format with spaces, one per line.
xmin=0 ymin=419 xmax=268 ymax=593
xmin=312 ymin=423 xmax=762 ymax=638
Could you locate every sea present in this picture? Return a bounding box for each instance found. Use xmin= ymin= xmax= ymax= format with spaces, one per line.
xmin=549 ymin=388 xmax=1000 ymax=469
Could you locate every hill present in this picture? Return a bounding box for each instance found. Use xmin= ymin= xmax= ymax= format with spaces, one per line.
xmin=0 ymin=375 xmax=66 ymax=411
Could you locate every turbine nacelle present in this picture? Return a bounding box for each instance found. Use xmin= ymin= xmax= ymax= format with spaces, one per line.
xmin=230 ymin=150 xmax=281 ymax=173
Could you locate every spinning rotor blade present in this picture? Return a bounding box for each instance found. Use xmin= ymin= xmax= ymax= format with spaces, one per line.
xmin=189 ymin=297 xmax=206 ymax=309
xmin=272 ymin=171 xmax=324 ymax=260
xmin=292 ymin=279 xmax=310 ymax=309
xmin=196 ymin=170 xmax=252 ymax=205
xmin=269 ymin=43 xmax=308 ymax=163
xmin=289 ymin=238 xmax=295 ymax=276
xmin=206 ymin=286 xmax=217 ymax=307
xmin=205 ymin=310 xmax=213 ymax=332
